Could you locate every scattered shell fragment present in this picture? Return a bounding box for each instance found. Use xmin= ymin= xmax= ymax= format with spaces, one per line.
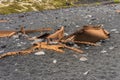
xmin=34 ymin=51 xmax=45 ymax=55
xmin=83 ymin=70 xmax=90 ymax=75
xmin=80 ymin=56 xmax=88 ymax=61
xmin=53 ymin=59 xmax=57 ymax=64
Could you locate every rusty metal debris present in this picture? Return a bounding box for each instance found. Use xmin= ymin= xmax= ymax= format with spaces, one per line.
xmin=0 ymin=25 xmax=110 ymax=59
xmin=0 ymin=20 xmax=8 ymax=23
xmin=115 ymin=10 xmax=120 ymax=13
xmin=61 ymin=25 xmax=110 ymax=45
xmin=0 ymin=26 xmax=52 ymax=38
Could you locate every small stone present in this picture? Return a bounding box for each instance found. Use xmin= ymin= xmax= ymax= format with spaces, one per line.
xmin=66 ymin=42 xmax=74 ymax=46
xmin=30 ymin=22 xmax=34 ymax=24
xmin=0 ymin=50 xmax=4 ymax=54
xmin=80 ymin=57 xmax=88 ymax=61
xmin=85 ymin=46 xmax=89 ymax=49
xmin=101 ymin=50 xmax=107 ymax=53
xmin=34 ymin=51 xmax=45 ymax=55
xmin=5 ymin=27 xmax=10 ymax=29
xmin=53 ymin=59 xmax=57 ymax=64
xmin=115 ymin=31 xmax=119 ymax=34
xmin=109 ymin=46 xmax=114 ymax=50
xmin=64 ymin=33 xmax=69 ymax=36
xmin=73 ymin=54 xmax=78 ymax=58
xmin=12 ymin=35 xmax=19 ymax=39
xmin=32 ymin=39 xmax=44 ymax=44
xmin=17 ymin=43 xmax=22 ymax=47
xmin=96 ymin=42 xmax=102 ymax=45
xmin=86 ymin=15 xmax=92 ymax=18
xmin=20 ymin=42 xmax=26 ymax=45
xmin=15 ymin=69 xmax=18 ymax=72
xmin=76 ymin=25 xmax=80 ymax=27
xmin=15 ymin=39 xmax=20 ymax=41
xmin=14 ymin=63 xmax=18 ymax=66
xmin=110 ymin=29 xmax=117 ymax=32
xmin=74 ymin=44 xmax=79 ymax=48
xmin=49 ymin=41 xmax=58 ymax=45
xmin=1 ymin=45 xmax=6 ymax=48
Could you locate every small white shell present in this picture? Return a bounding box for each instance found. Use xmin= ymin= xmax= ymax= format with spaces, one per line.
xmin=80 ymin=57 xmax=88 ymax=61
xmin=34 ymin=51 xmax=45 ymax=55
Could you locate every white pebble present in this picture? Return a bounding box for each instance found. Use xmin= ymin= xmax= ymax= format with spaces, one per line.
xmin=110 ymin=29 xmax=117 ymax=32
xmin=53 ymin=59 xmax=57 ymax=64
xmin=101 ymin=50 xmax=107 ymax=53
xmin=32 ymin=39 xmax=44 ymax=44
xmin=17 ymin=43 xmax=22 ymax=47
xmin=85 ymin=46 xmax=89 ymax=49
xmin=109 ymin=46 xmax=114 ymax=50
xmin=5 ymin=27 xmax=10 ymax=29
xmin=96 ymin=42 xmax=102 ymax=45
xmin=73 ymin=54 xmax=78 ymax=58
xmin=12 ymin=35 xmax=19 ymax=39
xmin=49 ymin=41 xmax=58 ymax=44
xmin=0 ymin=50 xmax=4 ymax=54
xmin=86 ymin=15 xmax=92 ymax=18
xmin=115 ymin=31 xmax=119 ymax=34
xmin=80 ymin=57 xmax=88 ymax=61
xmin=15 ymin=69 xmax=18 ymax=72
xmin=30 ymin=22 xmax=34 ymax=24
xmin=20 ymin=42 xmax=26 ymax=45
xmin=76 ymin=25 xmax=80 ymax=27
xmin=64 ymin=33 xmax=69 ymax=36
xmin=34 ymin=51 xmax=45 ymax=55
xmin=15 ymin=39 xmax=20 ymax=41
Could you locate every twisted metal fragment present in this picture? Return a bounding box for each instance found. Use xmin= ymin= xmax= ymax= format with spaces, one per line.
xmin=0 ymin=25 xmax=110 ymax=59
xmin=0 ymin=26 xmax=52 ymax=38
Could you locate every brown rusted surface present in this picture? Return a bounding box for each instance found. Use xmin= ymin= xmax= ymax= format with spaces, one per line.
xmin=0 ymin=27 xmax=52 ymax=38
xmin=47 ymin=26 xmax=64 ymax=43
xmin=0 ymin=25 xmax=110 ymax=59
xmin=116 ymin=10 xmax=120 ymax=13
xmin=0 ymin=20 xmax=8 ymax=23
xmin=61 ymin=25 xmax=110 ymax=44
xmin=0 ymin=30 xmax=16 ymax=37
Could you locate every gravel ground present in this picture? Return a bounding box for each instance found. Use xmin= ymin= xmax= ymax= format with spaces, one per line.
xmin=0 ymin=4 xmax=120 ymax=80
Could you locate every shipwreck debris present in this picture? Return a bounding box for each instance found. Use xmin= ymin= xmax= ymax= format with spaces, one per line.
xmin=0 ymin=20 xmax=8 ymax=23
xmin=0 ymin=26 xmax=52 ymax=38
xmin=0 ymin=25 xmax=110 ymax=59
